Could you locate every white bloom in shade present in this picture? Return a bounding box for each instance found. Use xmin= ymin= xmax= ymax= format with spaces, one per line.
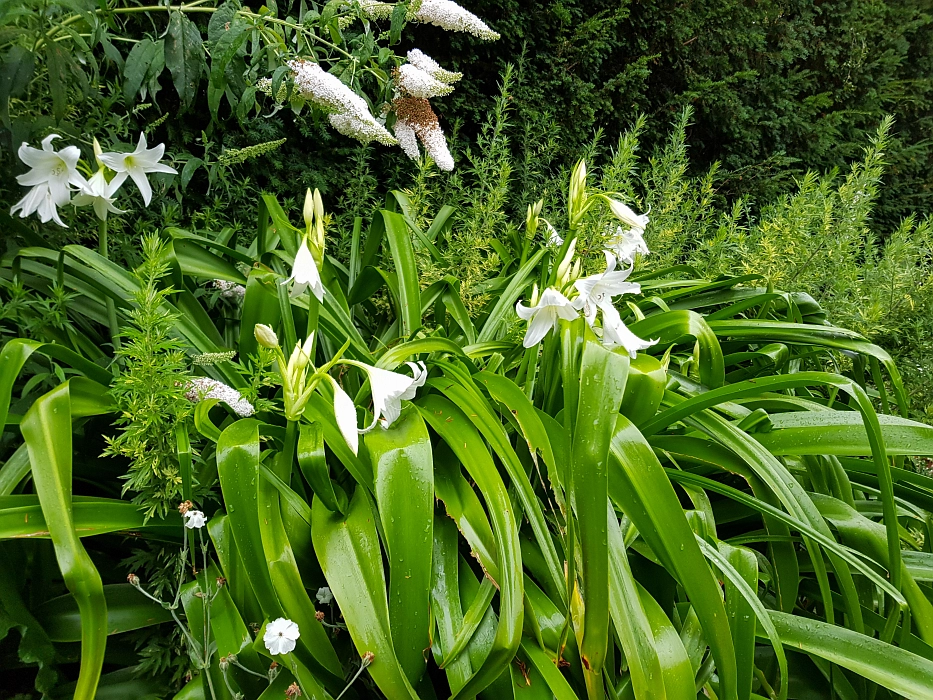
xmin=99 ymin=133 xmax=177 ymax=206
xmin=316 ymin=587 xmax=333 ymax=605
xmin=605 ymin=225 xmax=650 ymax=265
xmin=15 ymin=134 xmax=86 ymax=207
xmin=345 ymin=361 xmax=423 ymax=431
xmin=394 ymin=119 xmax=421 ymax=160
xmin=397 ymin=64 xmax=454 ymax=99
xmin=516 ymin=287 xmax=579 ymax=348
xmin=406 ymin=49 xmax=462 ymax=84
xmin=412 ymin=0 xmax=500 ymax=40
xmin=183 ymin=510 xmax=207 ymax=529
xmin=573 ymin=252 xmax=641 ymax=325
xmin=600 ymin=303 xmax=658 ymax=357
xmin=213 ymin=279 xmax=246 ymax=301
xmin=11 ymin=183 xmax=67 ymax=227
xmin=394 ymin=97 xmax=454 ymax=171
xmin=356 ymin=0 xmax=394 ymax=20
xmin=606 ymin=198 xmax=649 ymax=231
xmin=327 ymin=375 xmax=359 ymax=456
xmin=184 ymin=377 xmax=255 ymax=417
xmin=264 ymin=618 xmax=300 ymax=656
xmin=71 ymin=169 xmax=125 ymax=221
xmin=283 ymin=239 xmax=325 ymax=301
xmin=289 ymin=59 xmax=396 ymax=146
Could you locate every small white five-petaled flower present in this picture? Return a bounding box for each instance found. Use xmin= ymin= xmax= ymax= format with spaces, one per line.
xmin=316 ymin=587 xmax=333 ymax=605
xmin=264 ymin=618 xmax=300 ymax=655
xmin=183 ymin=510 xmax=207 ymax=529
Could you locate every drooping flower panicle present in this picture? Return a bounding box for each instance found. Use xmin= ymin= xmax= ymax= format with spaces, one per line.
xmin=184 ymin=377 xmax=255 ymax=417
xmin=288 ymin=59 xmax=396 ymax=146
xmin=406 ymin=49 xmax=463 ymax=84
xmin=393 ymin=97 xmax=454 ymax=171
xmin=412 ymin=0 xmax=500 ymax=40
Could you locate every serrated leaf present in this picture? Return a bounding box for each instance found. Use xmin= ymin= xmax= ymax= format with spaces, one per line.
xmin=165 ymin=11 xmax=204 ymax=109
xmin=44 ymin=42 xmax=69 ymax=122
xmin=123 ymin=38 xmax=159 ymax=102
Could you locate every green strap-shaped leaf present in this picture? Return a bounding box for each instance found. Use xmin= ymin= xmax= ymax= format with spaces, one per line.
xmin=20 ymin=381 xmax=107 ymax=699
xmin=607 ymin=414 xmax=738 ymax=700
xmin=366 ymin=405 xmax=434 ymax=685
xmin=431 ymin=513 xmax=474 ymax=694
xmin=477 ymin=249 xmax=546 ymax=343
xmin=768 ymin=611 xmax=933 ymax=700
xmin=630 ymin=309 xmax=725 ymax=388
xmin=297 ymin=422 xmax=346 ymax=514
xmin=312 ymin=487 xmax=420 ymax=700
xmin=572 ymin=340 xmax=628 ymax=697
xmin=382 ymin=210 xmax=422 ymax=337
xmin=418 ymin=396 xmax=523 ymax=700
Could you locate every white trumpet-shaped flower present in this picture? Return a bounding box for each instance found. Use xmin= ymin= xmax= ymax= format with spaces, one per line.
xmin=412 ymin=0 xmax=500 ymax=40
xmin=72 ymin=169 xmax=125 ymax=221
xmin=515 ymin=287 xmax=579 ymax=348
xmin=99 ymin=133 xmax=177 ymax=206
xmin=605 ymin=225 xmax=649 ymax=265
xmin=11 ymin=183 xmax=67 ymax=227
xmin=343 ymin=361 xmax=426 ymax=432
xmin=327 ymin=375 xmax=359 ymax=456
xmin=573 ymin=252 xmax=641 ymax=325
xmin=264 ymin=618 xmax=300 ymax=656
xmin=11 ymin=134 xmax=87 ymax=226
xmin=283 ymin=238 xmax=325 ymax=301
xmin=606 ymin=198 xmax=649 ymax=233
xmin=600 ymin=303 xmax=658 ymax=357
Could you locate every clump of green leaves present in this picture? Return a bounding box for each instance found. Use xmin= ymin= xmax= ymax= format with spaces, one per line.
xmin=104 ymin=234 xmax=191 ymax=519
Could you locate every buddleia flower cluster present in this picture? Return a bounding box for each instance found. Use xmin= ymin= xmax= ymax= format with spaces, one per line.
xmin=390 ymin=49 xmax=462 ymax=170
xmin=357 ymin=0 xmax=500 ymax=40
xmin=287 ymin=59 xmax=397 ymax=146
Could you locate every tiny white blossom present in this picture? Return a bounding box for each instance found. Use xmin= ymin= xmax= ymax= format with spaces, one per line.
xmin=184 ymin=377 xmax=255 ymax=417
xmin=264 ymin=618 xmax=300 ymax=656
xmin=573 ymin=252 xmax=641 ymax=325
xmin=99 ymin=133 xmax=177 ymax=206
xmin=283 ymin=239 xmax=325 ymax=301
xmin=412 ymin=0 xmax=500 ymax=40
xmin=515 ymin=287 xmax=579 ymax=348
xmin=605 ymin=225 xmax=650 ymax=265
xmin=71 ymin=169 xmax=125 ymax=221
xmin=316 ymin=587 xmax=333 ymax=605
xmin=183 ymin=510 xmax=207 ymax=529
xmin=397 ymin=64 xmax=455 ymax=99
xmin=406 ymin=49 xmax=462 ymax=84
xmin=289 ymin=59 xmax=396 ymax=145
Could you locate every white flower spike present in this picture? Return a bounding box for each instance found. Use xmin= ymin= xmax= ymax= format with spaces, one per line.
xmin=72 ymin=169 xmax=125 ymax=221
xmin=184 ymin=377 xmax=255 ymax=417
xmin=99 ymin=133 xmax=177 ymax=206
xmin=397 ymin=64 xmax=455 ymax=99
xmin=264 ymin=618 xmax=300 ymax=656
xmin=573 ymin=252 xmax=641 ymax=326
xmin=516 ymin=287 xmax=579 ymax=348
xmin=406 ymin=49 xmax=462 ymax=84
xmin=183 ymin=510 xmax=207 ymax=529
xmin=283 ymin=238 xmax=325 ymax=301
xmin=412 ymin=0 xmax=500 ymax=40
xmin=605 ymin=225 xmax=650 ymax=266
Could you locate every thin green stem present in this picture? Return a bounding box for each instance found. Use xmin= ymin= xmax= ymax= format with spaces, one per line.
xmin=98 ymin=217 xmax=122 ymax=358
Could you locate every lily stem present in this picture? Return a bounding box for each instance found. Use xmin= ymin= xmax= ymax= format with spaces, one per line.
xmin=98 ymin=217 xmax=122 ymax=359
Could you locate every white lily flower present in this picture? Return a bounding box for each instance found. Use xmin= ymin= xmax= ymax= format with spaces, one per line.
xmin=344 ymin=361 xmax=423 ymax=431
xmin=72 ymin=169 xmax=125 ymax=221
xmin=605 ymin=225 xmax=650 ymax=265
xmin=606 ymin=198 xmax=650 ymax=232
xmin=15 ymin=134 xmax=86 ymax=206
xmin=183 ymin=510 xmax=207 ymax=529
xmin=327 ymin=374 xmax=359 ymax=455
xmin=515 ymin=287 xmax=579 ymax=348
xmin=600 ymin=303 xmax=658 ymax=357
xmin=316 ymin=587 xmax=333 ymax=605
xmin=264 ymin=618 xmax=300 ymax=655
xmin=573 ymin=252 xmax=641 ymax=325
xmin=11 ymin=183 xmax=67 ymax=227
xmin=282 ymin=238 xmax=325 ymax=301
xmin=99 ymin=132 xmax=177 ymax=206
xmin=399 ymin=361 xmax=428 ymax=400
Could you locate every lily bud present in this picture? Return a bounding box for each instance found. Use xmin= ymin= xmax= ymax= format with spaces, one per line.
xmin=555 ymin=238 xmax=577 ymax=285
xmin=93 ymin=138 xmax=104 ymax=169
xmin=568 ymin=160 xmax=588 ymax=227
xmin=312 ymin=189 xmax=325 ymax=251
xmin=525 ymin=199 xmax=543 ymax=241
xmin=303 ymin=188 xmax=315 ymax=233
xmin=254 ymin=324 xmax=279 ymax=349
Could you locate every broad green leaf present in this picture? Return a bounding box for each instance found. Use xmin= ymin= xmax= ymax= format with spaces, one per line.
xmin=165 ymin=11 xmax=204 ymax=108
xmin=34 ymin=584 xmax=172 ymax=642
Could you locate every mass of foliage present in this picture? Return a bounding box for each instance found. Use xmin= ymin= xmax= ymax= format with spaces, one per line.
xmin=3 ymin=2 xmax=933 ymax=700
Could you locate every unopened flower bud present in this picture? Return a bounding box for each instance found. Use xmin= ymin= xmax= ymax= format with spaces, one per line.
xmin=216 ymin=577 xmax=226 ymax=588
xmin=127 ymin=573 xmax=140 ymax=586
xmin=254 ymin=324 xmax=279 ymax=349
xmin=303 ymin=188 xmax=314 ymax=232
